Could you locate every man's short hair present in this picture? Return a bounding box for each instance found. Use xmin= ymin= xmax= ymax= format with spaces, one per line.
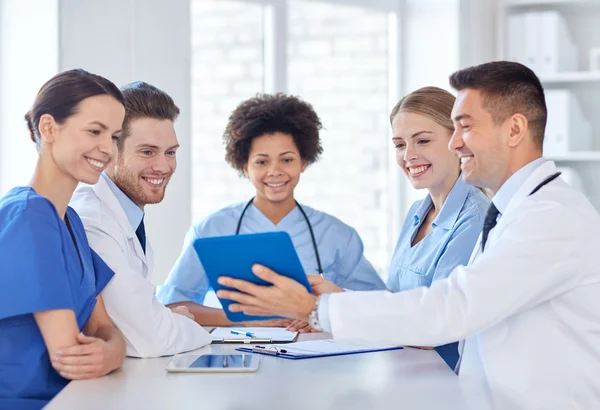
xmin=118 ymin=81 xmax=180 ymax=150
xmin=449 ymin=61 xmax=547 ymax=148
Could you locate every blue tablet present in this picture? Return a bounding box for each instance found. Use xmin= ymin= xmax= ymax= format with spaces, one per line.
xmin=193 ymin=232 xmax=313 ymax=322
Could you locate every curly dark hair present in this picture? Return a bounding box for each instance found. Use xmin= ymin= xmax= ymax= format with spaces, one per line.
xmin=223 ymin=93 xmax=323 ymax=173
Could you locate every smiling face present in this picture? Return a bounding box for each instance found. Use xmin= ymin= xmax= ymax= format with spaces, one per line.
xmin=391 ymin=111 xmax=459 ymax=192
xmin=43 ymin=94 xmax=125 ymax=185
xmin=108 ymin=117 xmax=179 ymax=207
xmin=449 ymin=89 xmax=509 ymax=192
xmin=243 ymin=132 xmax=307 ymax=204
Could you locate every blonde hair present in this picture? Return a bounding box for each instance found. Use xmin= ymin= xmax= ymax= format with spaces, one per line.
xmin=389 ymin=86 xmax=455 ymax=134
xmin=390 ymin=86 xmax=491 ymax=198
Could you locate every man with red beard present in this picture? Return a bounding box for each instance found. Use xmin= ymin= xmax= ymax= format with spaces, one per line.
xmin=70 ymin=81 xmax=211 ymax=358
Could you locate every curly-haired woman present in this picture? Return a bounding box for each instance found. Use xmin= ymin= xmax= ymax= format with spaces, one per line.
xmin=156 ymin=93 xmax=385 ymax=330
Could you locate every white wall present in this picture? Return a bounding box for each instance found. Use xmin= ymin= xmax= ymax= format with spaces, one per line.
xmin=0 ymin=0 xmax=59 ymax=196
xmin=59 ymin=0 xmax=192 ymax=285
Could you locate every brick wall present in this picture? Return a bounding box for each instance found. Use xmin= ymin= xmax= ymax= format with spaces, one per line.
xmin=191 ymin=0 xmax=392 ymax=276
xmin=191 ymin=0 xmax=263 ymax=221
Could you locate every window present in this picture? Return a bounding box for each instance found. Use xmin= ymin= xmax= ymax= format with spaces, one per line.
xmin=191 ymin=0 xmax=399 ymax=280
xmin=191 ymin=0 xmax=264 ymax=220
xmin=287 ymin=0 xmax=393 ymax=275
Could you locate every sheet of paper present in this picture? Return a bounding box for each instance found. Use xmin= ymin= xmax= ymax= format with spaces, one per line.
xmin=211 ymin=327 xmax=298 ymax=342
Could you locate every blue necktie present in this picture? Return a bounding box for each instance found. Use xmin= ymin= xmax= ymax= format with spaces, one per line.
xmin=135 ymin=218 xmax=146 ymax=254
xmin=481 ymin=202 xmax=499 ymax=252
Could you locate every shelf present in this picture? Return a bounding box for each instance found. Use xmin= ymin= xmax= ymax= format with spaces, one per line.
xmin=545 ymin=151 xmax=600 ymax=161
xmin=539 ymin=71 xmax=600 ymax=85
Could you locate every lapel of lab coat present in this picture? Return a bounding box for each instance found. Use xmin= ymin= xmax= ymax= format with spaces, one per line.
xmin=91 ymin=176 xmax=150 ymax=270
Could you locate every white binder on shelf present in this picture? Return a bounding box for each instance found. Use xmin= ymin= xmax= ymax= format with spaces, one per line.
xmin=507 ymin=13 xmax=526 ymax=65
xmin=505 ymin=11 xmax=577 ymax=75
xmin=524 ymin=12 xmax=542 ymax=73
xmin=538 ymin=10 xmax=578 ymax=74
xmin=543 ymin=89 xmax=592 ymax=154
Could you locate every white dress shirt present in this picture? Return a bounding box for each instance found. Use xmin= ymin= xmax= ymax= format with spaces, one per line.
xmin=321 ymin=160 xmax=600 ymax=410
xmin=70 ymin=174 xmax=211 ymax=358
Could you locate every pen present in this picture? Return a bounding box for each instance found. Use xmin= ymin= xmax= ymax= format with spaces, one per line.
xmin=230 ymin=329 xmax=256 ymax=338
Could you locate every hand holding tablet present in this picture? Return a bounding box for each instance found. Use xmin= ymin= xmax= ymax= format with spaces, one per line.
xmin=193 ymin=232 xmax=313 ymax=322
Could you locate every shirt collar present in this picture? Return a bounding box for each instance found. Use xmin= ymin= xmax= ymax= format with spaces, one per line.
xmin=412 ymin=193 xmax=433 ymax=227
xmin=492 ymin=157 xmax=546 ymax=215
xmin=432 ymin=175 xmax=472 ymax=230
xmin=411 ymin=175 xmax=471 ymax=230
xmin=102 ymin=173 xmax=144 ymax=230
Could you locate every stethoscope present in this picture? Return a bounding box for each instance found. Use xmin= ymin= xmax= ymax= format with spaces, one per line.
xmin=473 ymin=171 xmax=562 ymax=260
xmin=235 ymin=197 xmax=324 ymax=276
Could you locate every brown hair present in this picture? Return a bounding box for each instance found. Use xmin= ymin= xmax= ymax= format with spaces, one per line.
xmin=449 ymin=61 xmax=547 ymax=148
xmin=25 ymin=69 xmax=124 ymax=145
xmin=390 ymin=86 xmax=456 ymax=133
xmin=224 ymin=93 xmax=323 ymax=174
xmin=118 ymin=81 xmax=180 ymax=150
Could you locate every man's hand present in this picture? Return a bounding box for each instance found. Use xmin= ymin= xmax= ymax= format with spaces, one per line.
xmin=171 ymin=305 xmax=195 ymax=321
xmin=217 ymin=264 xmax=317 ymax=321
xmin=307 ymin=274 xmax=345 ymax=295
xmin=51 ymin=333 xmax=121 ymax=380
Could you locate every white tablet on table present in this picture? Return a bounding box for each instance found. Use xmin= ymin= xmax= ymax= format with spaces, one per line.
xmin=166 ymin=353 xmax=260 ymax=373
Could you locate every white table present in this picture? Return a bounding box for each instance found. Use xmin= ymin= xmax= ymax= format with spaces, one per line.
xmin=46 ymin=333 xmax=492 ymax=410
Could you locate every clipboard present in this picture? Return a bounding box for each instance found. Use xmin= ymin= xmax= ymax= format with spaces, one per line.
xmin=210 ymin=327 xmax=299 ymax=344
xmin=236 ymin=339 xmax=403 ymax=360
xmin=193 ymin=232 xmax=313 ymax=322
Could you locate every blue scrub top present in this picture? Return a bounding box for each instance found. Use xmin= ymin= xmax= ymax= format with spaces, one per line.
xmin=0 ymin=187 xmax=114 ymax=410
xmin=387 ymin=177 xmax=488 ymax=291
xmin=386 ymin=176 xmax=488 ymax=370
xmin=157 ymin=202 xmax=386 ymax=306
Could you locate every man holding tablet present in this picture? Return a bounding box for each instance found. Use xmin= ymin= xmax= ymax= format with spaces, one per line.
xmin=215 ymin=62 xmax=600 ymax=410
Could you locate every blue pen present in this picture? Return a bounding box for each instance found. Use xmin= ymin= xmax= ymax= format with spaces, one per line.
xmin=230 ymin=329 xmax=256 ymax=338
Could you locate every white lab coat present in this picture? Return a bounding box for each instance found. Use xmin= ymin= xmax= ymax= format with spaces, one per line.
xmin=327 ymin=161 xmax=600 ymax=410
xmin=70 ymin=176 xmax=211 ymax=358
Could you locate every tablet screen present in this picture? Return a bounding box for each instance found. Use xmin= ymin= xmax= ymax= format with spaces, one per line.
xmin=189 ymin=354 xmax=251 ymax=369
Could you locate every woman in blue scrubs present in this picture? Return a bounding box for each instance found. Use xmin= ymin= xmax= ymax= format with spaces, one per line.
xmin=157 ymin=93 xmax=386 ymax=328
xmin=293 ymin=87 xmax=489 ymax=368
xmin=385 ymin=87 xmax=488 ymax=368
xmin=0 ymin=69 xmax=127 ymax=409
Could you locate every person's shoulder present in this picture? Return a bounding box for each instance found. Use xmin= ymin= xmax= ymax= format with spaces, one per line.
xmin=72 ymin=182 xmax=128 ymax=235
xmin=522 ymin=179 xmax=599 ymax=224
xmin=191 ymin=202 xmax=246 ymax=233
xmin=459 ymin=186 xmax=489 ymax=223
xmin=71 ymin=183 xmax=103 ymax=222
xmin=299 ymin=204 xmax=356 ymax=236
xmin=505 ymin=181 xmax=600 ymax=257
xmin=0 ymin=186 xmax=60 ymax=225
